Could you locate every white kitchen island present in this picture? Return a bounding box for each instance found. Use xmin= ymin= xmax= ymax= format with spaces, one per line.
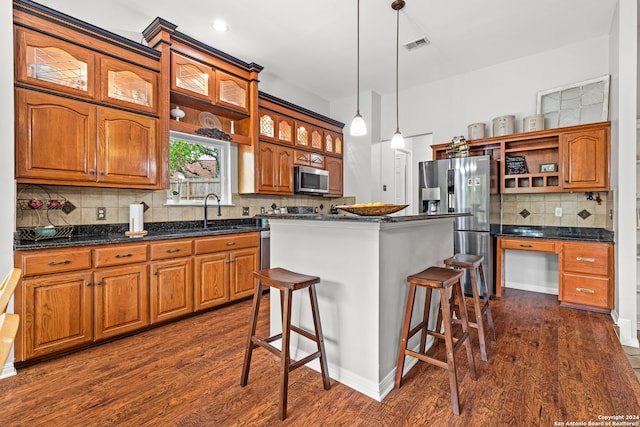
xmin=262 ymin=212 xmax=467 ymax=401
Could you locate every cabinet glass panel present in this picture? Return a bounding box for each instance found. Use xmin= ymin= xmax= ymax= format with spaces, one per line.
xmin=107 ymin=70 xmax=152 ymax=107
xmin=176 ymin=63 xmax=209 ymax=96
xmin=325 ymin=134 xmax=333 ymax=152
xmin=219 ymin=80 xmax=246 ymax=109
xmin=335 ymin=136 xmax=342 ymax=154
xmin=311 ymin=130 xmax=322 ymax=150
xmin=296 ymin=126 xmax=308 ymax=146
xmin=260 ymin=114 xmax=274 ymax=138
xmin=279 ymin=120 xmax=292 ymax=142
xmin=27 ymin=46 xmax=88 ymax=91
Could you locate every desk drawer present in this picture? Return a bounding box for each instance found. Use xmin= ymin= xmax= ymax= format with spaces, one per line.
xmin=561 ymin=273 xmax=611 ymax=309
xmin=194 ymin=233 xmax=259 ymax=254
xmin=94 ymin=243 xmax=148 ymax=267
xmin=500 ymin=238 xmax=555 ymax=253
xmin=562 ymin=242 xmax=610 ymax=276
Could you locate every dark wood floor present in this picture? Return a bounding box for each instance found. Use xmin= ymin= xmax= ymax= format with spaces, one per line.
xmin=1 ymin=289 xmax=639 ymax=426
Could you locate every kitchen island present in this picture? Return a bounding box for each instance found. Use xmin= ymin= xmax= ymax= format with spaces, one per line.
xmin=260 ymin=212 xmax=468 ymax=401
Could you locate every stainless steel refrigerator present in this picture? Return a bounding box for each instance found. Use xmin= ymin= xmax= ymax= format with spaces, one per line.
xmin=418 ymin=156 xmax=493 ymax=296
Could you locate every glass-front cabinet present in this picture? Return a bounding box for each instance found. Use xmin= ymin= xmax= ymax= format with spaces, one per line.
xmin=216 ymin=71 xmax=249 ymax=114
xmin=171 ymin=52 xmax=213 ymax=101
xmin=101 ymin=57 xmax=157 ymax=114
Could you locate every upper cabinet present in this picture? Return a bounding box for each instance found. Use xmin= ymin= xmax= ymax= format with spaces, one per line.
xmin=14 ymin=2 xmax=162 ymax=189
xmin=216 ymin=71 xmax=249 ymax=114
xmin=171 ymin=52 xmax=214 ymax=101
xmin=561 ymin=127 xmax=609 ymax=191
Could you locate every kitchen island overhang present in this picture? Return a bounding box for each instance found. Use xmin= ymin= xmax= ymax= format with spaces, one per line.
xmin=259 ymin=212 xmax=470 ymax=401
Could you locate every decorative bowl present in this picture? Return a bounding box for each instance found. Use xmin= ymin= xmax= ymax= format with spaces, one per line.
xmin=336 ymin=204 xmax=409 ymax=216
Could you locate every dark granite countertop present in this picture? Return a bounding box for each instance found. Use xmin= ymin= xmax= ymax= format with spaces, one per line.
xmin=256 ymin=212 xmax=471 ymax=223
xmin=490 ymin=224 xmax=614 ymax=243
xmin=14 ymin=219 xmax=267 ymax=251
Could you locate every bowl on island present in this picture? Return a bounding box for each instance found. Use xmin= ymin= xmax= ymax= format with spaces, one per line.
xmin=336 ymin=203 xmax=409 ymax=216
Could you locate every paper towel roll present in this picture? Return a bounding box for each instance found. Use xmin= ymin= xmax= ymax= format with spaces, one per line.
xmin=129 ymin=203 xmax=144 ymax=232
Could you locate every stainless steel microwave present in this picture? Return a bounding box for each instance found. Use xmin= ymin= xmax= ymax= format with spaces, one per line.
xmin=294 ymin=166 xmax=329 ymax=194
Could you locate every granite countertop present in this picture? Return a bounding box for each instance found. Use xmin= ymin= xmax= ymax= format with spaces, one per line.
xmin=14 ymin=219 xmax=267 ymax=251
xmin=491 ymin=224 xmax=614 ymax=243
xmin=257 ymin=212 xmax=471 ymax=223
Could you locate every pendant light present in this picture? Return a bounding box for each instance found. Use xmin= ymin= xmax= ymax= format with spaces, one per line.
xmin=390 ymin=0 xmax=405 ymax=149
xmin=349 ymin=0 xmax=367 ymax=136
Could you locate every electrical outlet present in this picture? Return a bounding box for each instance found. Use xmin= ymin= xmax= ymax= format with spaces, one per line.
xmin=242 ymin=207 xmax=250 ymax=216
xmin=96 ymin=207 xmax=107 ymax=220
xmin=555 ymin=207 xmax=562 ymax=217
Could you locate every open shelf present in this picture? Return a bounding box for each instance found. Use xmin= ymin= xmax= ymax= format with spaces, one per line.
xmin=503 ymin=172 xmax=560 ymax=193
xmin=169 ymin=120 xmax=250 ymax=145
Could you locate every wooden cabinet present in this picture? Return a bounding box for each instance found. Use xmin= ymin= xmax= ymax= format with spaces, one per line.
xmin=215 ymin=71 xmax=249 ymax=114
xmin=193 ymin=233 xmax=260 ymax=310
xmin=559 ymin=242 xmax=613 ymax=312
xmin=310 ymin=127 xmax=324 ymax=152
xmin=325 ymin=157 xmax=343 ymax=197
xmin=171 ymin=52 xmax=214 ymax=101
xmin=294 ymin=150 xmax=324 ymax=169
xmin=149 ymin=240 xmax=193 ymax=324
xmin=259 ymin=109 xmax=294 ymax=146
xmin=100 ymin=57 xmax=157 ymax=114
xmin=561 ymin=127 xmax=609 ymax=191
xmin=257 ymin=142 xmax=294 ymax=194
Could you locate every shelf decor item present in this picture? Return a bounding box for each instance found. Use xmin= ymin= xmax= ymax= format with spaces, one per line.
xmin=170 ymin=105 xmax=185 ymax=121
xmin=505 ymin=155 xmax=528 ymax=175
xmin=540 ymin=163 xmax=557 ymax=173
xmin=17 ymin=185 xmax=74 ymax=241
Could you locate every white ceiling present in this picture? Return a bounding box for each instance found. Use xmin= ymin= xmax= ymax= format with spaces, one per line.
xmin=38 ymin=0 xmax=618 ymax=103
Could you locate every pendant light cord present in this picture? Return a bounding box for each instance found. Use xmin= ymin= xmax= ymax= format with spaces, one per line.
xmin=356 ymin=0 xmax=361 ymax=115
xmin=395 ymin=7 xmax=400 ymax=133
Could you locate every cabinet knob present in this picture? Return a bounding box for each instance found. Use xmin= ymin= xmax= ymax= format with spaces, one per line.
xmin=86 ymin=282 xmax=92 ymax=286
xmin=89 ymin=169 xmax=95 ymax=174
xmin=154 ymin=271 xmax=158 ymax=276
xmin=97 ymin=281 xmax=103 ymax=286
xmin=100 ymin=171 xmax=105 ymax=175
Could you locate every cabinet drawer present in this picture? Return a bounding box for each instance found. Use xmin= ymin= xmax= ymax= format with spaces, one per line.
xmin=17 ymin=248 xmax=92 ymax=276
xmin=150 ymin=239 xmax=193 ymax=260
xmin=94 ymin=243 xmax=148 ymax=267
xmin=194 ymin=232 xmax=259 ymax=254
xmin=562 ymin=243 xmax=610 ymax=276
xmin=561 ymin=273 xmax=611 ymax=309
xmin=500 ymin=238 xmax=555 ymax=253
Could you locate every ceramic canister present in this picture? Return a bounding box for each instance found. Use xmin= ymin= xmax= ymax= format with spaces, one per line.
xmin=523 ymin=114 xmax=544 ymax=132
xmin=467 ymin=123 xmax=486 ymax=140
xmin=492 ymin=115 xmax=515 ymax=136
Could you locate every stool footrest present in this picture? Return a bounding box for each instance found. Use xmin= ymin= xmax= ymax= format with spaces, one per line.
xmin=404 ymin=349 xmax=449 ymax=370
xmin=290 ymin=325 xmax=317 ymax=342
xmin=289 ymin=351 xmax=322 ymax=371
xmin=407 ymin=321 xmax=428 ymax=339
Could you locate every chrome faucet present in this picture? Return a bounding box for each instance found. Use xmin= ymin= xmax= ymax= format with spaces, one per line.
xmin=203 ymin=193 xmax=221 ymax=228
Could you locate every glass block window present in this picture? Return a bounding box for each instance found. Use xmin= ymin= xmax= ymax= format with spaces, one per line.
xmin=325 ymin=134 xmax=333 ymax=152
xmin=296 ymin=126 xmax=308 ymax=146
xmin=27 ymin=46 xmax=88 ymax=91
xmin=176 ymin=63 xmax=208 ymax=96
xmin=219 ymin=80 xmax=246 ymax=108
xmin=260 ymin=114 xmax=274 ymax=138
xmin=335 ymin=137 xmax=342 ymax=154
xmin=108 ymin=70 xmax=151 ymax=106
xmin=279 ymin=120 xmax=292 ymax=142
xmin=311 ymin=130 xmax=322 ymax=150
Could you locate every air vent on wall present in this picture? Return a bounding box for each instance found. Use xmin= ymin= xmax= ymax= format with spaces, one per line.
xmin=404 ymin=37 xmax=431 ymax=51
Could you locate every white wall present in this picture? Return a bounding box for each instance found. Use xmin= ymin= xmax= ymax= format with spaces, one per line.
xmin=1 ymin=0 xmax=16 ymax=378
xmin=258 ymin=70 xmax=331 ymax=116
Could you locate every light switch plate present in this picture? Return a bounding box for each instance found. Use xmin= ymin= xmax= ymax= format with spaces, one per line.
xmin=555 ymin=207 xmax=562 ymax=217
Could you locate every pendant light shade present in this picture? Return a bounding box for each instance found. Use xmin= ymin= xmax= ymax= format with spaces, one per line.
xmin=350 ymin=0 xmax=367 ymax=136
xmin=390 ymin=0 xmax=405 ymax=149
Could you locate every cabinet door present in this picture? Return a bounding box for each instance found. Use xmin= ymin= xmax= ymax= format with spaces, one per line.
xmin=259 ymin=109 xmax=276 ymax=142
xmin=294 ymin=150 xmax=311 ymax=166
xmin=257 ymin=142 xmax=278 ymax=193
xmin=100 ymin=57 xmax=157 ymax=114
xmin=229 ymin=247 xmax=259 ymax=300
xmin=324 ymin=132 xmax=334 ymax=154
xmin=295 ymin=121 xmax=310 ymax=148
xmin=310 ymin=127 xmax=324 ymax=151
xmin=277 ymin=116 xmax=294 ymax=145
xmin=171 ymin=52 xmax=214 ymax=101
xmin=150 ymin=258 xmax=193 ymax=324
xmin=16 ymin=88 xmax=97 ymax=183
xmin=21 ymin=271 xmax=93 ymax=361
xmin=15 ymin=28 xmax=95 ymax=98
xmin=561 ymin=273 xmax=612 ymax=310
xmin=276 ymin=146 xmax=294 ymax=194
xmin=194 ymin=253 xmax=229 ymax=310
xmin=97 ymin=108 xmax=158 ymax=186
xmin=93 ymin=264 xmax=149 ymax=340
xmin=310 ymin=153 xmax=325 ymax=169
xmin=561 ymin=128 xmax=608 ymax=190
xmin=216 ymin=70 xmax=249 ymax=113
xmin=325 ymin=157 xmax=343 ymax=196
xmin=334 ymin=135 xmax=343 ymax=155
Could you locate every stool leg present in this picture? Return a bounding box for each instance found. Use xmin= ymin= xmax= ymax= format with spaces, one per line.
xmin=454 ymin=280 xmax=476 ymax=382
xmin=469 ymin=266 xmax=488 ymax=362
xmin=240 ymin=282 xmax=264 ymax=387
xmin=308 ymin=284 xmax=331 ymax=390
xmin=439 ymin=287 xmax=461 ymax=416
xmin=478 ymin=262 xmax=496 ymax=342
xmin=419 ymin=288 xmax=433 ymax=354
xmin=279 ymin=288 xmax=293 ymax=421
xmin=395 ymin=282 xmax=417 ymax=389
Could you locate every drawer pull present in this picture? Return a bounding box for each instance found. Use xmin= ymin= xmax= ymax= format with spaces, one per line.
xmin=576 ymin=287 xmax=595 ymax=294
xmin=166 ymin=248 xmax=181 ymax=253
xmin=86 ymin=282 xmax=92 ymax=287
xmin=225 ymin=242 xmax=236 ymax=246
xmin=519 ymin=244 xmax=533 ymax=248
xmin=48 ymin=260 xmax=71 ymax=266
xmin=576 ymin=257 xmax=595 ymax=263
xmin=115 ymin=253 xmax=133 ymax=259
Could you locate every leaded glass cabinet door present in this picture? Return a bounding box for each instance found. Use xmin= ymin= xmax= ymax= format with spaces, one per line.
xmin=311 ymin=128 xmax=323 ymax=151
xmin=324 ymin=133 xmax=334 ymax=154
xmin=277 ymin=117 xmax=294 ymax=145
xmin=295 ymin=121 xmax=309 ymax=148
xmin=259 ymin=109 xmax=276 ymax=142
xmin=16 ymin=28 xmax=95 ymax=98
xmin=171 ymin=52 xmax=213 ymax=102
xmin=216 ymin=71 xmax=249 ymax=114
xmin=101 ymin=57 xmax=157 ymax=114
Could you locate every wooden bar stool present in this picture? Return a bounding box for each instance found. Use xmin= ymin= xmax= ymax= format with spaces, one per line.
xmin=443 ymin=254 xmax=496 ymax=362
xmin=240 ymin=267 xmax=331 ymax=421
xmin=395 ymin=266 xmax=476 ymax=416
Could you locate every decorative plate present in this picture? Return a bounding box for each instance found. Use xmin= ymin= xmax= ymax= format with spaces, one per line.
xmin=336 ymin=204 xmax=409 ymax=216
xmin=198 ymin=111 xmax=222 ymax=129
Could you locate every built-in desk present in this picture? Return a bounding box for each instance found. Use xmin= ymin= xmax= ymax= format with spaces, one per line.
xmin=494 ymin=226 xmax=614 ymax=313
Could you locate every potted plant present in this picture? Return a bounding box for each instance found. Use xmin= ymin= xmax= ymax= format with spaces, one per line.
xmin=171 ymin=189 xmax=180 ymax=203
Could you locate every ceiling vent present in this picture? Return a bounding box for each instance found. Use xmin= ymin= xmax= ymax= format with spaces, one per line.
xmin=404 ymin=37 xmax=431 ymax=51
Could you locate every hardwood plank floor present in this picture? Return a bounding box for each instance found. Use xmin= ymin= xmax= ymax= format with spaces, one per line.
xmin=1 ymin=289 xmax=638 ymax=426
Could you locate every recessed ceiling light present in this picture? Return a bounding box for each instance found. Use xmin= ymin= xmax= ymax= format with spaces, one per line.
xmin=213 ymin=19 xmax=229 ymax=32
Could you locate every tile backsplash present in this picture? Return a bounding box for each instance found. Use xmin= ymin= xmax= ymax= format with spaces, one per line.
xmin=16 ymin=184 xmax=355 ymax=228
xmin=490 ymin=192 xmax=613 ymax=229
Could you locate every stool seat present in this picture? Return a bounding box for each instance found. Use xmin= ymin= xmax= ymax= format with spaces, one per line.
xmin=241 ymin=267 xmax=330 ymax=421
xmin=442 ymin=254 xmax=496 ymax=362
xmin=395 ymin=265 xmax=476 ymax=415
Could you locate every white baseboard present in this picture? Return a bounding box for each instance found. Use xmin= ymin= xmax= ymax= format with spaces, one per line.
xmin=505 ymin=281 xmax=558 ymax=296
xmin=0 ymin=362 xmax=16 ymax=380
